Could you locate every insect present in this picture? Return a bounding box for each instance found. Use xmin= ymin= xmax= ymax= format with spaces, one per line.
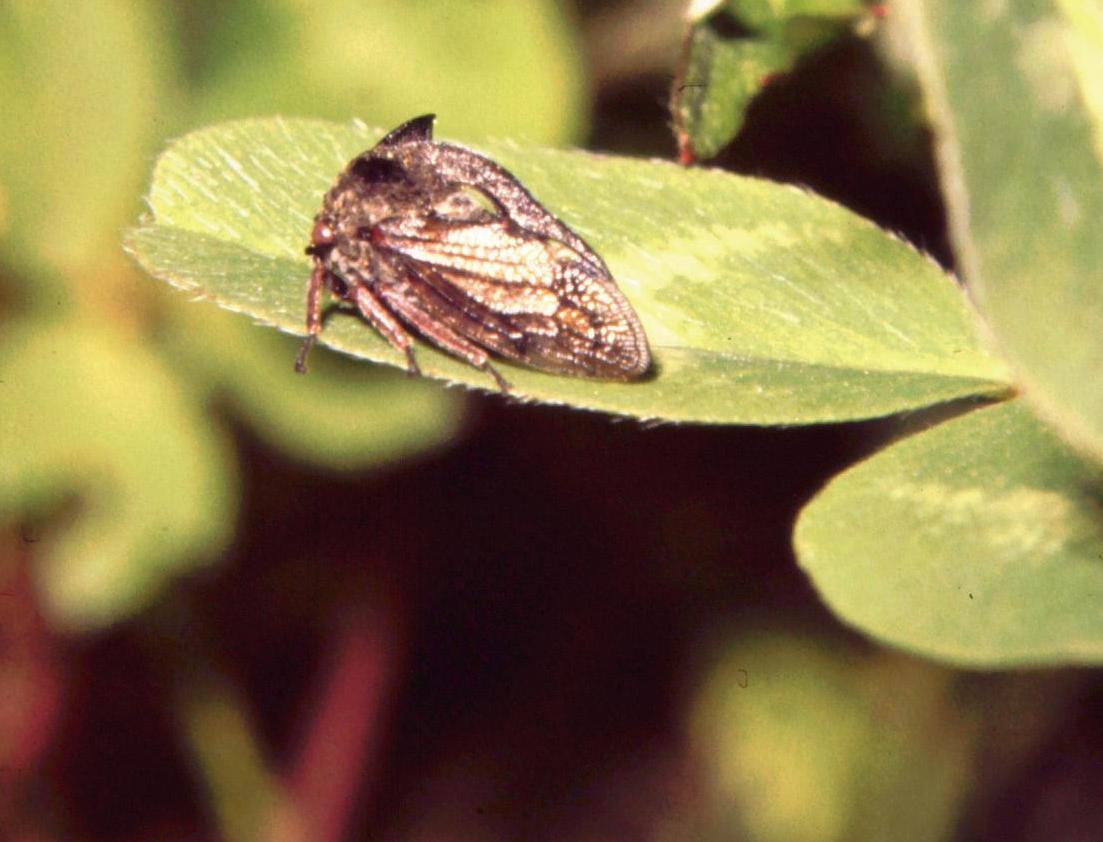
xmin=296 ymin=114 xmax=650 ymax=391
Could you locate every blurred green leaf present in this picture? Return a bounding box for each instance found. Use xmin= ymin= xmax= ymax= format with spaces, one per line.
xmin=161 ymin=302 xmax=462 ymax=468
xmin=0 ymin=319 xmax=235 ymax=630
xmin=691 ymin=634 xmax=972 ymax=842
xmin=795 ymin=401 xmax=1103 ymax=666
xmin=179 ymin=0 xmax=584 ymax=146
xmin=0 ymin=0 xmax=168 ymax=294
xmin=896 ymin=0 xmax=1103 ymax=462
xmin=673 ymin=0 xmax=872 ymax=161
xmin=126 ymin=118 xmax=1009 ymax=424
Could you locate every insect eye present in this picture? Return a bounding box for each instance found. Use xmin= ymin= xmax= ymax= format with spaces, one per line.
xmin=350 ymin=156 xmax=407 ymax=184
xmin=305 ymin=219 xmax=336 ymax=255
xmin=312 ymin=220 xmax=335 ymax=244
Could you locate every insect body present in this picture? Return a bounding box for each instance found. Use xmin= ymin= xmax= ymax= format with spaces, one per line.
xmin=296 ymin=115 xmax=651 ymax=391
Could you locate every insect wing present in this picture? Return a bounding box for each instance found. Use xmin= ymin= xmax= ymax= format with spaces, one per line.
xmin=424 ymin=143 xmax=598 ymax=263
xmin=371 ymin=215 xmax=650 ymax=378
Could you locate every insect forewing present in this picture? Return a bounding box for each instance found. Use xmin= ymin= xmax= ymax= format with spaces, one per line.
xmin=371 ymin=215 xmax=650 ymax=378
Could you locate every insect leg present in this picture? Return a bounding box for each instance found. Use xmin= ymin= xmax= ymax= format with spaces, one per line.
xmin=351 ymin=284 xmax=422 ymax=377
xmin=377 ymin=287 xmax=512 ymax=392
xmin=295 ymin=260 xmax=327 ymax=373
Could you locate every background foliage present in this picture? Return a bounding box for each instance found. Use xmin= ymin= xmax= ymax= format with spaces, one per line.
xmin=2 ymin=0 xmax=1102 ymax=840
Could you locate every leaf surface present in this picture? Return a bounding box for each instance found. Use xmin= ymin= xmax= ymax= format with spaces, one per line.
xmin=897 ymin=0 xmax=1103 ymax=460
xmin=127 ymin=117 xmax=1010 ymax=423
xmin=796 ymin=401 xmax=1103 ymax=666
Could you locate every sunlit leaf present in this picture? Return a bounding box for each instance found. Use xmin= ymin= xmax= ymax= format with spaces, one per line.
xmin=895 ymin=0 xmax=1103 ymax=462
xmin=126 ymin=117 xmax=1010 ymax=424
xmin=795 ymin=401 xmax=1103 ymax=666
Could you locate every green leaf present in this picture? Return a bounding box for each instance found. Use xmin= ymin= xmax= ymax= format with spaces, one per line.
xmin=126 ymin=117 xmax=1010 ymax=424
xmin=178 ymin=0 xmax=585 ymax=147
xmin=673 ymin=0 xmax=872 ymax=161
xmin=0 ymin=0 xmax=167 ymax=293
xmin=160 ymin=302 xmax=463 ymax=468
xmin=0 ymin=318 xmax=236 ymax=630
xmin=691 ymin=634 xmax=972 ymax=842
xmin=795 ymin=401 xmax=1103 ymax=666
xmin=672 ymin=22 xmax=790 ymax=163
xmin=896 ymin=1 xmax=1103 ymax=462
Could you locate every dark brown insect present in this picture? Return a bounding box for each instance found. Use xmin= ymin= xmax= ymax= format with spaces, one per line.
xmin=296 ymin=114 xmax=650 ymax=391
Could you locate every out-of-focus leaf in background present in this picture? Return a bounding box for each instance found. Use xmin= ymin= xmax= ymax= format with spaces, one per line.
xmin=0 ymin=0 xmax=168 ymax=301
xmin=161 ymin=304 xmax=461 ymax=466
xmin=690 ymin=633 xmax=973 ymax=842
xmin=672 ymin=0 xmax=876 ymax=162
xmin=0 ymin=0 xmax=231 ymax=631
xmin=176 ymin=0 xmax=585 ymax=145
xmin=795 ymin=400 xmax=1103 ymax=666
xmin=0 ymin=321 xmax=235 ymax=630
xmin=127 ymin=117 xmax=1010 ymax=424
xmin=894 ymin=0 xmax=1103 ymax=463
